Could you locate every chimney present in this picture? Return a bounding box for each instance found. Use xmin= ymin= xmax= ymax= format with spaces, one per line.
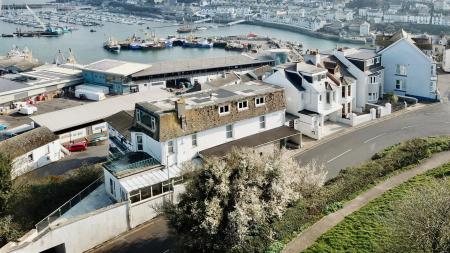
xmin=175 ymin=97 xmax=186 ymax=119
xmin=175 ymin=98 xmax=186 ymax=129
xmin=303 ymin=49 xmax=320 ymax=66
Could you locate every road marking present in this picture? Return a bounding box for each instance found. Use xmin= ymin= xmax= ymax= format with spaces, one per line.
xmin=401 ymin=125 xmax=416 ymax=130
xmin=162 ymin=250 xmax=170 ymax=253
xmin=363 ymin=133 xmax=386 ymax=144
xmin=327 ymin=149 xmax=352 ymax=163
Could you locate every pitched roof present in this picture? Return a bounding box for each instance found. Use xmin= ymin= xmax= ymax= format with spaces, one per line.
xmin=0 ymin=127 xmax=58 ymax=159
xmin=284 ymin=70 xmax=305 ymax=91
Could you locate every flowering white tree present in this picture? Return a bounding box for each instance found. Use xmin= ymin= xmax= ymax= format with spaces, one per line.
xmin=166 ymin=148 xmax=327 ymax=252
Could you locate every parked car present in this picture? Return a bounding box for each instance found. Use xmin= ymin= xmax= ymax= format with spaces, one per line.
xmin=67 ymin=141 xmax=87 ymax=152
xmin=87 ymin=133 xmax=108 ymax=146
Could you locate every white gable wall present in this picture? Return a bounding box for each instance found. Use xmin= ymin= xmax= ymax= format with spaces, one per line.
xmin=11 ymin=140 xmax=63 ymax=179
xmin=264 ymin=71 xmax=303 ymax=114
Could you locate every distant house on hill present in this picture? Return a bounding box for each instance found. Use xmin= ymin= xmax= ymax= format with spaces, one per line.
xmin=0 ymin=127 xmax=66 ymax=179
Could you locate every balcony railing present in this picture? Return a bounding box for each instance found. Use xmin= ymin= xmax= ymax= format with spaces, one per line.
xmin=35 ymin=177 xmax=104 ymax=233
xmin=104 ymin=152 xmax=161 ymax=176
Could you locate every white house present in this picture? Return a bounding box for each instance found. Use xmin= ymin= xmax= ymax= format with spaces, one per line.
xmin=380 ymin=37 xmax=439 ymax=101
xmin=103 ymin=81 xmax=301 ymax=203
xmin=0 ymin=127 xmax=65 ymax=179
xmin=322 ymin=48 xmax=384 ymax=112
xmin=264 ymin=53 xmax=355 ymax=139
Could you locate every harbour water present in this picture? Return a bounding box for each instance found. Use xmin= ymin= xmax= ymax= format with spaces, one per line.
xmin=0 ymin=2 xmax=359 ymax=64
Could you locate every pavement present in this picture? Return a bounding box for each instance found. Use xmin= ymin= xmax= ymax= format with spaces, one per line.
xmin=282 ymin=150 xmax=450 ymax=253
xmin=88 ymin=216 xmax=177 ymax=253
xmin=0 ymin=98 xmax=88 ymax=129
xmin=22 ymin=144 xmax=108 ymax=179
xmin=88 ymin=72 xmax=450 ymax=253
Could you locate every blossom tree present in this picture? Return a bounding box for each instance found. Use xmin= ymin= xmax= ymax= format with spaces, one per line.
xmin=165 ymin=148 xmax=327 ymax=252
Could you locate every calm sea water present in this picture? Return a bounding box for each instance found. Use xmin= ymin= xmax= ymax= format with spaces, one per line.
xmin=0 ymin=2 xmax=358 ymax=64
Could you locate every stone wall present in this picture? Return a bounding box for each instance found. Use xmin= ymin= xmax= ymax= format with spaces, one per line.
xmin=157 ymin=90 xmax=286 ymax=141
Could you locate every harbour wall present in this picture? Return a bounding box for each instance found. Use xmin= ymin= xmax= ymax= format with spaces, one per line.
xmin=244 ymin=20 xmax=367 ymax=45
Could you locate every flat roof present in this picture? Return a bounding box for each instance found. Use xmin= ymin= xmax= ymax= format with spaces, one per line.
xmin=0 ymin=65 xmax=83 ymax=95
xmin=139 ymin=81 xmax=282 ymax=114
xmin=31 ymin=87 xmax=172 ymax=132
xmin=83 ymin=59 xmax=151 ymax=77
xmin=132 ymin=55 xmax=274 ymax=78
xmin=199 ymin=126 xmax=300 ymax=157
xmin=345 ymin=48 xmax=377 ymax=60
xmin=297 ymin=62 xmax=326 ymax=75
xmin=0 ymin=78 xmax=29 ymax=93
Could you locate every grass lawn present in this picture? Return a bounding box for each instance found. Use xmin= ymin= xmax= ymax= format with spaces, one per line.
xmin=303 ymin=162 xmax=450 ymax=253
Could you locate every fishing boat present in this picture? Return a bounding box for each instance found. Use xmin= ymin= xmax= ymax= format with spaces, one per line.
xmin=183 ymin=39 xmax=213 ymax=48
xmin=177 ymin=18 xmax=193 ymax=33
xmin=103 ymin=37 xmax=121 ymax=53
xmin=177 ymin=26 xmax=193 ymax=33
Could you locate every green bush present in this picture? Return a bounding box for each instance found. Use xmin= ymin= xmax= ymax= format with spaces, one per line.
xmin=384 ymin=92 xmax=399 ymax=105
xmin=266 ymin=241 xmax=285 ymax=253
xmin=324 ymin=202 xmax=344 ymax=214
xmin=0 ymin=163 xmax=101 ymax=247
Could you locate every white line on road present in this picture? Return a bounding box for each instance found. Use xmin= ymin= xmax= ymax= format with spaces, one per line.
xmin=327 ymin=149 xmax=352 ymax=163
xmin=363 ymin=133 xmax=386 ymax=144
xmin=401 ymin=125 xmax=416 ymax=130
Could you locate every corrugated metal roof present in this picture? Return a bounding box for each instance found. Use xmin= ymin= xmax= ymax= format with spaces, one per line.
xmin=31 ymin=87 xmax=172 ymax=132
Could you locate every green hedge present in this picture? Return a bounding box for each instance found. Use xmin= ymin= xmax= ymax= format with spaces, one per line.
xmin=269 ymin=136 xmax=450 ymax=252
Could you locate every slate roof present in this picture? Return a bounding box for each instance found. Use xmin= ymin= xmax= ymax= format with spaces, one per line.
xmin=284 ymin=70 xmax=305 ymax=91
xmin=0 ymin=127 xmax=58 ymax=159
xmin=199 ymin=126 xmax=300 ymax=158
xmin=104 ymin=110 xmax=134 ymax=141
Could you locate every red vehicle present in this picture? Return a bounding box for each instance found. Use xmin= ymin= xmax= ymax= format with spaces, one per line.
xmin=67 ymin=141 xmax=87 ymax=152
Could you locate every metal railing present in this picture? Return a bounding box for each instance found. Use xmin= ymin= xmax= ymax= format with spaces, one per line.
xmin=35 ymin=177 xmax=104 ymax=233
xmin=104 ymin=157 xmax=160 ymax=174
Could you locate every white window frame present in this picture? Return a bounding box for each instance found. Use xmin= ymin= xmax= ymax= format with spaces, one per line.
xmin=237 ymin=100 xmax=248 ymax=111
xmin=255 ymin=97 xmax=266 ymax=107
xmin=367 ymin=58 xmax=374 ymax=66
xmin=226 ymin=124 xmax=233 ymax=139
xmin=219 ymin=104 xmax=230 ymax=115
xmin=168 ymin=140 xmax=175 ymax=154
xmin=395 ymin=64 xmax=407 ymax=76
xmin=395 ymin=79 xmax=406 ymax=90
xmin=259 ymin=115 xmax=266 ymax=129
xmin=192 ymin=133 xmax=198 ymax=147
xmin=150 ymin=117 xmax=156 ymax=131
xmin=136 ymin=134 xmax=143 ymax=151
xmin=430 ymin=81 xmax=436 ymax=93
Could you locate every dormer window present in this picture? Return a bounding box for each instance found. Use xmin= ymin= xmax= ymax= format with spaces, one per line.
xmin=219 ymin=104 xmax=230 ymax=115
xmin=136 ymin=109 xmax=156 ymax=132
xmin=255 ymin=97 xmax=265 ymax=107
xmin=367 ymin=58 xmax=374 ymax=66
xmin=238 ymin=100 xmax=248 ymax=111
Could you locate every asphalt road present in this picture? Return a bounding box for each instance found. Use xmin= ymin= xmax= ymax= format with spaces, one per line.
xmin=22 ymin=144 xmax=108 ymax=179
xmin=90 ymin=73 xmax=450 ymax=253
